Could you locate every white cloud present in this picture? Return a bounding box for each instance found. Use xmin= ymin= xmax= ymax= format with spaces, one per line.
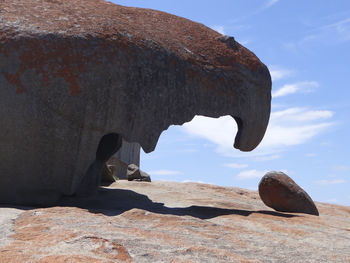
xmin=182 ymin=180 xmax=212 ymax=184
xmin=269 ymin=66 xmax=292 ymax=82
xmin=272 ymin=81 xmax=319 ymax=98
xmin=264 ymin=0 xmax=279 ymax=8
xmin=223 ymin=163 xmax=248 ymax=169
xmin=271 ymin=108 xmax=333 ymax=122
xmin=260 ymin=108 xmax=334 ymax=149
xmin=285 ymin=17 xmax=350 ymax=51
xmin=237 ymin=169 xmax=267 ymax=179
xmin=324 ymin=198 xmax=339 ymax=204
xmin=210 ymin=25 xmax=225 ymax=35
xmin=270 ymin=71 xmax=284 ymax=82
xmin=271 ymin=103 xmax=288 ymax=109
xmin=182 ymin=115 xmax=236 ymax=153
xmin=322 ymin=17 xmax=350 ymax=42
xmin=181 ymin=106 xmax=334 ymax=157
xmin=332 ymin=165 xmax=349 ymax=171
xmin=284 ymin=35 xmax=315 ymax=52
xmin=237 ymin=39 xmax=250 ymax=45
xmin=149 ymin=170 xmax=182 ymax=176
xmin=315 ymin=179 xmax=345 ymax=185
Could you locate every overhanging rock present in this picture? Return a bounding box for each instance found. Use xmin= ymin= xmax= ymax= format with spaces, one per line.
xmin=0 ymin=0 xmax=271 ymax=204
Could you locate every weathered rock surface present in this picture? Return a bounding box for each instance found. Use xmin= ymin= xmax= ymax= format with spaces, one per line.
xmin=0 ymin=0 xmax=271 ymax=204
xmin=110 ymin=139 xmax=141 ymax=180
xmin=107 ymin=157 xmax=129 ymax=180
xmin=100 ymin=164 xmax=115 ymax=183
xmin=127 ymin=164 xmax=151 ymax=182
xmin=101 ymin=139 xmax=141 ymax=183
xmin=0 ymin=181 xmax=349 ymax=262
xmin=259 ymin=171 xmax=319 ymax=216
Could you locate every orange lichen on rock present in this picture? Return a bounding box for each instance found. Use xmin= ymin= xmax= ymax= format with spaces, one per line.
xmin=3 ymin=71 xmax=26 ymax=94
xmin=0 ymin=0 xmax=264 ymax=96
xmin=37 ymin=255 xmax=107 ymax=263
xmin=0 ymin=181 xmax=350 ymax=262
xmin=0 ymin=207 xmax=132 ymax=263
xmin=1 ymin=37 xmax=86 ymax=95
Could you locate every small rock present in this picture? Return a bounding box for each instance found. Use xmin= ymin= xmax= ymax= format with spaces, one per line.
xmin=258 ymin=171 xmax=319 ymax=216
xmin=127 ymin=164 xmax=151 ymax=182
xmin=101 ymin=164 xmax=116 ymax=183
xmin=217 ymin=35 xmax=239 ymax=51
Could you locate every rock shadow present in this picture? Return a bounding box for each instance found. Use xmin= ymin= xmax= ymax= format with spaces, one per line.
xmin=57 ymin=187 xmax=300 ymax=219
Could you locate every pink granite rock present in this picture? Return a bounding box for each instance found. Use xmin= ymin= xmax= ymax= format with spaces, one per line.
xmin=1 ymin=181 xmax=349 ymax=262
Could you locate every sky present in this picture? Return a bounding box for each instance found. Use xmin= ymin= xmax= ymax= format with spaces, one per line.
xmin=111 ymin=0 xmax=350 ymax=206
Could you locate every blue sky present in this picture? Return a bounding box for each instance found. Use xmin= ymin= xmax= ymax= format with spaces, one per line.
xmin=111 ymin=0 xmax=350 ymax=206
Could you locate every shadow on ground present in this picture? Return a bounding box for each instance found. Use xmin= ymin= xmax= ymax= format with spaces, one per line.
xmin=0 ymin=187 xmax=300 ymax=219
xmin=55 ymin=187 xmax=299 ymax=219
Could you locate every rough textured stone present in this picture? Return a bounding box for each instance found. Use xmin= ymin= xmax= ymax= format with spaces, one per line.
xmin=0 ymin=208 xmax=23 ymax=248
xmin=108 ymin=139 xmax=141 ymax=180
xmin=0 ymin=0 xmax=271 ymax=204
xmin=127 ymin=164 xmax=151 ymax=182
xmin=107 ymin=157 xmax=129 ymax=180
xmin=113 ymin=140 xmax=141 ymax=167
xmin=1 ymin=181 xmax=349 ymax=262
xmin=259 ymin=171 xmax=319 ymax=216
xmin=100 ymin=164 xmax=115 ymax=183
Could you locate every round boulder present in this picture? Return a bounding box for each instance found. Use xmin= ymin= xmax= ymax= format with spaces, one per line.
xmin=127 ymin=164 xmax=151 ymax=182
xmin=259 ymin=171 xmax=319 ymax=216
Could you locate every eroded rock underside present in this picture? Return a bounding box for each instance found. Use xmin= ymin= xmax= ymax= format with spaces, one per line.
xmin=0 ymin=181 xmax=349 ymax=262
xmin=0 ymin=0 xmax=271 ymax=204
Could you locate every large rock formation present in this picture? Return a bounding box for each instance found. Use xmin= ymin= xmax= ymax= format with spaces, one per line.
xmin=0 ymin=181 xmax=349 ymax=262
xmin=0 ymin=0 xmax=271 ymax=204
